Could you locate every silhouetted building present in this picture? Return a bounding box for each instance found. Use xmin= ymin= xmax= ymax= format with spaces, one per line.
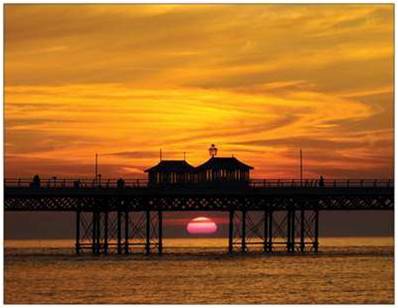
xmin=145 ymin=145 xmax=253 ymax=186
xmin=196 ymin=156 xmax=253 ymax=183
xmin=145 ymin=160 xmax=195 ymax=185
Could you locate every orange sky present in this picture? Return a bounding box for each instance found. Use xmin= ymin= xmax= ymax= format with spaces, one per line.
xmin=5 ymin=4 xmax=394 ymax=179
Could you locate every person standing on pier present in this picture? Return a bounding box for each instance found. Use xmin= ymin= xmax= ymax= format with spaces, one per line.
xmin=319 ymin=176 xmax=325 ymax=187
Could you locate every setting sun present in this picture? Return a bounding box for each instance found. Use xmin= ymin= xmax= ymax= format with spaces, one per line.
xmin=186 ymin=217 xmax=218 ymax=234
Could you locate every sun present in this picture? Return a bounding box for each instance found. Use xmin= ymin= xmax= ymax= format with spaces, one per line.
xmin=186 ymin=216 xmax=218 ymax=235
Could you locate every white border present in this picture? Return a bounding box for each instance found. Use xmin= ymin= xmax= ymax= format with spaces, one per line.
xmin=1 ymin=1 xmax=395 ymax=307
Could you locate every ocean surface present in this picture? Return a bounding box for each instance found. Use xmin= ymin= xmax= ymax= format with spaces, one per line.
xmin=4 ymin=237 xmax=394 ymax=304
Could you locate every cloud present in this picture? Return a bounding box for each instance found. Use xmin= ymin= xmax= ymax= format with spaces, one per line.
xmin=4 ymin=4 xmax=393 ymax=179
xmin=105 ymin=150 xmax=182 ymax=159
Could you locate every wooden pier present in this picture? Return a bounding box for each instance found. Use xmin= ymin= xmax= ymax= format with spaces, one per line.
xmin=4 ymin=178 xmax=394 ymax=255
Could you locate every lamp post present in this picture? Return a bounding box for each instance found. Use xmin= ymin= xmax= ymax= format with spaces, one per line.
xmin=209 ymin=144 xmax=218 ymax=157
xmin=95 ymin=153 xmax=98 ymax=185
xmin=300 ymin=149 xmax=303 ymax=187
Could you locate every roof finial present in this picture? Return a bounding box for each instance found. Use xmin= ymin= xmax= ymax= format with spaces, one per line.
xmin=160 ymin=148 xmax=162 ymax=161
xmin=209 ymin=144 xmax=218 ymax=157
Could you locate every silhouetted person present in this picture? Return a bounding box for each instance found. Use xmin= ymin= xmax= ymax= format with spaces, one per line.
xmin=319 ymin=176 xmax=325 ymax=187
xmin=117 ymin=178 xmax=125 ymax=189
xmin=73 ymin=180 xmax=81 ymax=189
xmin=31 ymin=175 xmax=41 ymax=188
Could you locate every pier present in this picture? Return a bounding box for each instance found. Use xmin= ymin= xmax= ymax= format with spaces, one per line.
xmin=4 ymin=178 xmax=394 ymax=255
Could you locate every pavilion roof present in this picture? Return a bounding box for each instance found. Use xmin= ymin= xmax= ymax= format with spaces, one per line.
xmin=145 ymin=160 xmax=195 ymax=173
xmin=196 ymin=157 xmax=253 ymax=171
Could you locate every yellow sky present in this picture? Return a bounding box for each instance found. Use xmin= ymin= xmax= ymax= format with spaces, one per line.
xmin=5 ymin=4 xmax=394 ymax=179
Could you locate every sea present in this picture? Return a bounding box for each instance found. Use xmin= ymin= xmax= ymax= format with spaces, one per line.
xmin=4 ymin=237 xmax=394 ymax=304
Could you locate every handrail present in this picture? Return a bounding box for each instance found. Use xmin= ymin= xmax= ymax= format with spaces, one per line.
xmin=4 ymin=178 xmax=394 ymax=188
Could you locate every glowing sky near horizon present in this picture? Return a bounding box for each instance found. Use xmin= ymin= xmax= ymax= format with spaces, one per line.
xmin=5 ymin=4 xmax=393 ymax=179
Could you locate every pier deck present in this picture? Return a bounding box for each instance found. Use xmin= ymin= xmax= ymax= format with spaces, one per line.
xmin=5 ymin=178 xmax=394 ymax=255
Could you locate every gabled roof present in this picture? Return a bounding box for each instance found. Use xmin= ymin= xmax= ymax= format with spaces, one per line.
xmin=145 ymin=160 xmax=195 ymax=173
xmin=196 ymin=157 xmax=253 ymax=170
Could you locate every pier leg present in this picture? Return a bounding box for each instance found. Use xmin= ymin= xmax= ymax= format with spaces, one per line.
xmin=228 ymin=210 xmax=234 ymax=254
xmin=263 ymin=210 xmax=268 ymax=253
xmin=300 ymin=210 xmax=305 ymax=253
xmin=313 ymin=210 xmax=319 ymax=253
xmin=124 ymin=211 xmax=129 ymax=255
xmin=117 ymin=210 xmax=122 ymax=255
xmin=158 ymin=211 xmax=163 ymax=255
xmin=291 ymin=210 xmax=295 ymax=253
xmin=146 ymin=210 xmax=151 ymax=255
xmin=92 ymin=211 xmax=97 ymax=255
xmin=104 ymin=211 xmax=108 ymax=255
xmin=75 ymin=210 xmax=81 ymax=255
xmin=268 ymin=211 xmax=273 ymax=252
xmin=287 ymin=210 xmax=291 ymax=252
xmin=96 ymin=212 xmax=101 ymax=255
xmin=241 ymin=210 xmax=247 ymax=253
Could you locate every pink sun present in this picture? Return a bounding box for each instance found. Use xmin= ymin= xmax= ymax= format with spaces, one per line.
xmin=186 ymin=217 xmax=218 ymax=234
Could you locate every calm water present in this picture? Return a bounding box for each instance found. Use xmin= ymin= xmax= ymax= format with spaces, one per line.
xmin=4 ymin=237 xmax=394 ymax=304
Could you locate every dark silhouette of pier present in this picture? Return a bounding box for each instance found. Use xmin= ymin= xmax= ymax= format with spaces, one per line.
xmin=5 ymin=177 xmax=393 ymax=255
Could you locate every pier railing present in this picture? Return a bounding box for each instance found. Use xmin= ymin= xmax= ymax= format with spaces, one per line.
xmin=249 ymin=178 xmax=393 ymax=188
xmin=4 ymin=178 xmax=393 ymax=189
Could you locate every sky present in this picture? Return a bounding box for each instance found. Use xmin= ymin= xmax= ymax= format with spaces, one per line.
xmin=5 ymin=4 xmax=393 ymax=180
xmin=4 ymin=4 xmax=394 ymax=239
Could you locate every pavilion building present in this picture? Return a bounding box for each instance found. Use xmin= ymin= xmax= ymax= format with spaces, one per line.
xmin=145 ymin=160 xmax=195 ymax=185
xmin=145 ymin=145 xmax=253 ymax=186
xmin=195 ymin=156 xmax=253 ymax=183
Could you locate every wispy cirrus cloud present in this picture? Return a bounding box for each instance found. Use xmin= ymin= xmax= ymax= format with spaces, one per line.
xmin=5 ymin=4 xmax=393 ymax=178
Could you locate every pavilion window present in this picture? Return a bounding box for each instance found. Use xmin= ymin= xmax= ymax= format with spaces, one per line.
xmin=207 ymin=169 xmax=212 ymax=181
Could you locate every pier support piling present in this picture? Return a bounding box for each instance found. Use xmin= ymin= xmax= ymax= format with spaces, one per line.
xmin=263 ymin=210 xmax=268 ymax=253
xmin=300 ymin=210 xmax=305 ymax=253
xmin=124 ymin=211 xmax=129 ymax=254
xmin=145 ymin=210 xmax=151 ymax=255
xmin=158 ymin=211 xmax=163 ymax=255
xmin=266 ymin=211 xmax=273 ymax=252
xmin=241 ymin=210 xmax=247 ymax=253
xmin=228 ymin=210 xmax=234 ymax=254
xmin=117 ymin=210 xmax=122 ymax=255
xmin=313 ymin=210 xmax=319 ymax=253
xmin=104 ymin=211 xmax=108 ymax=255
xmin=75 ymin=210 xmax=81 ymax=255
xmin=291 ymin=210 xmax=296 ymax=253
xmin=92 ymin=211 xmax=97 ymax=255
xmin=96 ymin=211 xmax=101 ymax=255
xmin=287 ymin=210 xmax=291 ymax=252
